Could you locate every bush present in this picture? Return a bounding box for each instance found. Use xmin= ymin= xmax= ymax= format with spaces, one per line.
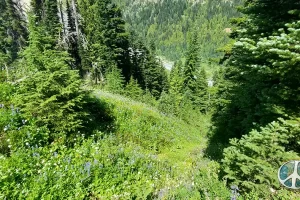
xmin=222 ymin=118 xmax=300 ymax=198
xmin=0 ymin=137 xmax=173 ymax=199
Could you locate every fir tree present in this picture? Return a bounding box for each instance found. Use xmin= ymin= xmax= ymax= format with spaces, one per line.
xmin=0 ymin=0 xmax=27 ymax=81
xmin=44 ymin=0 xmax=60 ymax=40
xmin=195 ymin=67 xmax=208 ymax=113
xmin=212 ymin=0 xmax=300 ymax=143
xmin=30 ymin=0 xmax=44 ymax=22
xmin=104 ymin=66 xmax=125 ymax=94
xmin=77 ymin=0 xmax=131 ymax=81
xmin=14 ymin=15 xmax=87 ymax=135
xmin=169 ymin=61 xmax=184 ymax=113
xmin=124 ymin=76 xmax=143 ymax=101
xmin=143 ymin=49 xmax=167 ymax=99
xmin=183 ymin=32 xmax=200 ymax=103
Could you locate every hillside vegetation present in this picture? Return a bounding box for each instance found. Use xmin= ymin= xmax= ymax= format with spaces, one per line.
xmin=1 ymin=0 xmax=300 ymax=199
xmin=1 ymin=86 xmax=230 ymax=199
xmin=114 ymin=0 xmax=242 ymax=61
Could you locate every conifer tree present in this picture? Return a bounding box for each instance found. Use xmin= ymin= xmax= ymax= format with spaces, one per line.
xmin=195 ymin=67 xmax=208 ymax=113
xmin=213 ymin=0 xmax=300 ymax=142
xmin=104 ymin=66 xmax=125 ymax=94
xmin=183 ymin=32 xmax=200 ymax=103
xmin=143 ymin=48 xmax=168 ymax=99
xmin=128 ymin=31 xmax=148 ymax=88
xmin=169 ymin=61 xmax=184 ymax=112
xmin=77 ymin=0 xmax=131 ymax=81
xmin=14 ymin=15 xmax=87 ymax=135
xmin=44 ymin=0 xmax=60 ymax=36
xmin=30 ymin=0 xmax=43 ymax=22
xmin=0 ymin=0 xmax=27 ymax=81
xmin=124 ymin=76 xmax=143 ymax=101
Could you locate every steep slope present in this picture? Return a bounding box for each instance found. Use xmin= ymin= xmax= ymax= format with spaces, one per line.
xmin=114 ymin=0 xmax=242 ymax=61
xmin=0 ymin=88 xmax=230 ymax=199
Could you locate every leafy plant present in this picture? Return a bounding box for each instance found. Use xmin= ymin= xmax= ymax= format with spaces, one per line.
xmin=222 ymin=118 xmax=300 ymax=198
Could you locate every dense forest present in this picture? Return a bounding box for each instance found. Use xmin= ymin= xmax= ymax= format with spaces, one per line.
xmin=0 ymin=0 xmax=300 ymax=199
xmin=114 ymin=0 xmax=242 ymax=61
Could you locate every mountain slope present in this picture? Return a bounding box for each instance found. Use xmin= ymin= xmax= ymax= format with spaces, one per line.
xmin=114 ymin=0 xmax=242 ymax=61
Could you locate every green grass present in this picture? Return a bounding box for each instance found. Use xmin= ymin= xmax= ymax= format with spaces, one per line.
xmin=0 ymin=89 xmax=230 ymax=199
xmin=93 ymin=89 xmax=210 ymax=175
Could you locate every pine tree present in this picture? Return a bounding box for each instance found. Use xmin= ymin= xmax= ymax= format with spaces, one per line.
xmin=124 ymin=76 xmax=143 ymax=101
xmin=44 ymin=0 xmax=60 ymax=41
xmin=128 ymin=31 xmax=148 ymax=88
xmin=183 ymin=32 xmax=200 ymax=103
xmin=30 ymin=0 xmax=44 ymax=22
xmin=212 ymin=0 xmax=300 ymax=142
xmin=143 ymin=49 xmax=168 ymax=99
xmin=222 ymin=118 xmax=300 ymax=197
xmin=0 ymin=0 xmax=27 ymax=81
xmin=77 ymin=0 xmax=131 ymax=81
xmin=14 ymin=15 xmax=87 ymax=135
xmin=195 ymin=67 xmax=208 ymax=113
xmin=104 ymin=66 xmax=125 ymax=94
xmin=169 ymin=61 xmax=184 ymax=112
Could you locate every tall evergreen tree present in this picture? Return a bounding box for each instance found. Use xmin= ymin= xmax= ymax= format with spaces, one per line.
xmin=14 ymin=15 xmax=87 ymax=135
xmin=212 ymin=0 xmax=300 ymax=143
xmin=183 ymin=32 xmax=200 ymax=103
xmin=44 ymin=0 xmax=60 ymax=42
xmin=169 ymin=61 xmax=184 ymax=113
xmin=30 ymin=0 xmax=44 ymax=22
xmin=0 ymin=0 xmax=27 ymax=81
xmin=143 ymin=45 xmax=168 ymax=99
xmin=195 ymin=67 xmax=208 ymax=113
xmin=77 ymin=0 xmax=131 ymax=81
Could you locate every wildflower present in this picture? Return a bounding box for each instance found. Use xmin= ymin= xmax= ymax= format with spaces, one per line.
xmin=84 ymin=162 xmax=92 ymax=176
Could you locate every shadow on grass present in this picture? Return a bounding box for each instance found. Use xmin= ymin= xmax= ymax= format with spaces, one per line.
xmin=81 ymin=94 xmax=117 ymax=135
xmin=203 ymin=127 xmax=229 ymax=162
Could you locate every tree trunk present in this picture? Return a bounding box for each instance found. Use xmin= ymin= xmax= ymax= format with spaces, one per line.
xmin=59 ymin=0 xmax=66 ymax=38
xmin=71 ymin=0 xmax=80 ymax=40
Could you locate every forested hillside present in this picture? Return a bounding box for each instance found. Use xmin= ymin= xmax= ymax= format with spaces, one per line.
xmin=114 ymin=0 xmax=242 ymax=61
xmin=1 ymin=0 xmax=300 ymax=199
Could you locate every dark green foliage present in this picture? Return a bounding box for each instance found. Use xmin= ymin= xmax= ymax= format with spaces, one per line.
xmin=77 ymin=0 xmax=131 ymax=81
xmin=30 ymin=0 xmax=43 ymax=22
xmin=14 ymin=16 xmax=87 ymax=135
xmin=143 ymin=51 xmax=169 ymax=99
xmin=44 ymin=0 xmax=60 ymax=38
xmin=114 ymin=0 xmax=242 ymax=61
xmin=195 ymin=68 xmax=209 ymax=113
xmin=66 ymin=0 xmax=83 ymax=76
xmin=0 ymin=0 xmax=27 ymax=81
xmin=124 ymin=76 xmax=143 ymax=101
xmin=212 ymin=0 xmax=300 ymax=143
xmin=104 ymin=66 xmax=125 ymax=94
xmin=183 ymin=33 xmax=200 ymax=95
xmin=222 ymin=118 xmax=300 ymax=198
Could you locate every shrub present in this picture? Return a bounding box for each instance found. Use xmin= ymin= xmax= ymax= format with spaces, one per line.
xmin=222 ymin=118 xmax=300 ymax=198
